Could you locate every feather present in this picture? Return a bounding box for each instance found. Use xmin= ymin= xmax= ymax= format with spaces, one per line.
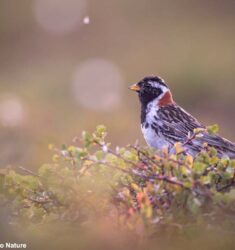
xmin=156 ymin=105 xmax=235 ymax=158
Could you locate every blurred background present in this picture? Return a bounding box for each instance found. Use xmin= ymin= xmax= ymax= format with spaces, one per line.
xmin=0 ymin=0 xmax=235 ymax=168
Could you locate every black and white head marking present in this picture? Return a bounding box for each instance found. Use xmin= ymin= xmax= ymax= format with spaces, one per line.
xmin=137 ymin=76 xmax=169 ymax=106
xmin=142 ymin=76 xmax=168 ymax=88
xmin=136 ymin=76 xmax=169 ymax=123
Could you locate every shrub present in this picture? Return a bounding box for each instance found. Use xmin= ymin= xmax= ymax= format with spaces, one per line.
xmin=0 ymin=125 xmax=235 ymax=250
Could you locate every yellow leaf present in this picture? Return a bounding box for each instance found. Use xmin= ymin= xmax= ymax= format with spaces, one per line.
xmin=174 ymin=142 xmax=184 ymax=154
xmin=48 ymin=144 xmax=54 ymax=150
xmin=185 ymin=155 xmax=193 ymax=167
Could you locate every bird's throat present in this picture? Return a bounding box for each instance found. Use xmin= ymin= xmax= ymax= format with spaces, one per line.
xmin=141 ymin=104 xmax=147 ymax=124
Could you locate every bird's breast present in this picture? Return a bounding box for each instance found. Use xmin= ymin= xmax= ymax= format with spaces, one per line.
xmin=141 ymin=107 xmax=170 ymax=150
xmin=141 ymin=124 xmax=168 ymax=150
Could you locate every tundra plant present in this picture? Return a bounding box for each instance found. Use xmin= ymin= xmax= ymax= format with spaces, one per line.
xmin=0 ymin=125 xmax=235 ymax=242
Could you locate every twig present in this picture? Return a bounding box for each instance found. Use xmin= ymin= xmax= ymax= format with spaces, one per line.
xmin=95 ymin=140 xmax=137 ymax=167
xmin=217 ymin=172 xmax=235 ymax=192
xmin=153 ymin=174 xmax=186 ymax=188
xmin=18 ymin=166 xmax=41 ymax=178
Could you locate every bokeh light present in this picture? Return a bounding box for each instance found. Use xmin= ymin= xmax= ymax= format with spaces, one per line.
xmin=71 ymin=59 xmax=124 ymax=111
xmin=0 ymin=95 xmax=26 ymax=128
xmin=33 ymin=0 xmax=87 ymax=34
xmin=83 ymin=16 xmax=90 ymax=25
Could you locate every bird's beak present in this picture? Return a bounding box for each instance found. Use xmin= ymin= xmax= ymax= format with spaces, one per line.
xmin=129 ymin=83 xmax=140 ymax=92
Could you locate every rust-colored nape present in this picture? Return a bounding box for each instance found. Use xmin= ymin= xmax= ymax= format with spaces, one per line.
xmin=158 ymin=91 xmax=174 ymax=106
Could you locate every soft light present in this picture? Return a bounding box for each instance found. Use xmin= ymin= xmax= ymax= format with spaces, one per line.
xmin=71 ymin=58 xmax=124 ymax=112
xmin=0 ymin=95 xmax=26 ymax=127
xmin=33 ymin=0 xmax=87 ymax=34
xmin=83 ymin=16 xmax=90 ymax=25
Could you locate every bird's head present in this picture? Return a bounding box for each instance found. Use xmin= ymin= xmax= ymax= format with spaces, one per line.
xmin=129 ymin=76 xmax=174 ymax=107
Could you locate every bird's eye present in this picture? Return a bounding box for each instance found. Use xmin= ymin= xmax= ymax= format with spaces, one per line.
xmin=144 ymin=83 xmax=151 ymax=89
xmin=154 ymin=88 xmax=163 ymax=96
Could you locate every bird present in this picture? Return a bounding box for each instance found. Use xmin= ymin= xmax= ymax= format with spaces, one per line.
xmin=129 ymin=76 xmax=235 ymax=159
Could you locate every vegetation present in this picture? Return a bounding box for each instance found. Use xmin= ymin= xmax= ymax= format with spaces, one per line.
xmin=1 ymin=125 xmax=235 ymax=250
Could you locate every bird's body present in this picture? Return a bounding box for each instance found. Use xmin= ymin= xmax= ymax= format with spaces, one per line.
xmin=130 ymin=76 xmax=235 ymax=159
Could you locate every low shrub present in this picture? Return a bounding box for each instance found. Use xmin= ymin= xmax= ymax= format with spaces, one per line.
xmin=1 ymin=125 xmax=235 ymax=250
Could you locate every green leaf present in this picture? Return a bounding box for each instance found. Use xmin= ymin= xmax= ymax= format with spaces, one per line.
xmin=193 ymin=162 xmax=207 ymax=175
xmin=207 ymin=124 xmax=219 ymax=135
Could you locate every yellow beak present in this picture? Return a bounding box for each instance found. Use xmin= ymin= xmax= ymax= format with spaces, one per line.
xmin=129 ymin=83 xmax=140 ymax=92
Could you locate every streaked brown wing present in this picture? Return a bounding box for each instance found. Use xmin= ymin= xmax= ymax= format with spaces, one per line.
xmin=155 ymin=105 xmax=235 ymax=158
xmin=198 ymin=133 xmax=235 ymax=158
xmin=155 ymin=105 xmax=204 ymax=142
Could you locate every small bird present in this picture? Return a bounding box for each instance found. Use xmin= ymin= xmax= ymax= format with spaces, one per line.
xmin=129 ymin=76 xmax=235 ymax=159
